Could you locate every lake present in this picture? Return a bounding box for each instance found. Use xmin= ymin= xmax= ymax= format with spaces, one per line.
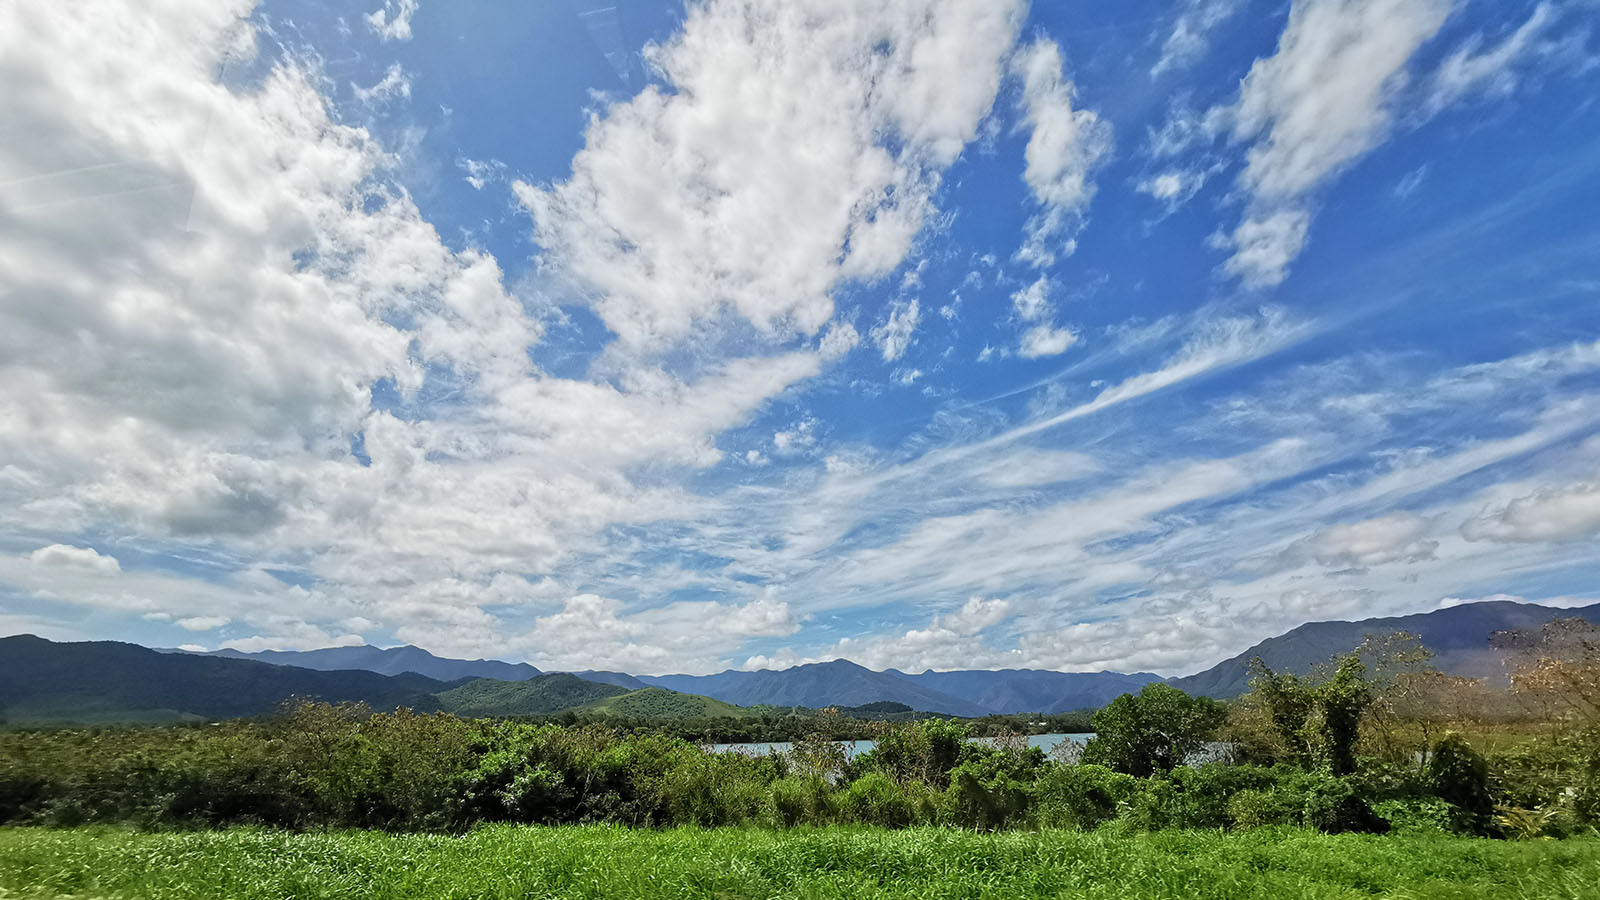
xmin=711 ymin=732 xmax=1094 ymax=758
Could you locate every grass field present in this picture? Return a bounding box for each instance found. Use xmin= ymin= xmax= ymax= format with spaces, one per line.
xmin=2 ymin=827 xmax=1599 ymax=899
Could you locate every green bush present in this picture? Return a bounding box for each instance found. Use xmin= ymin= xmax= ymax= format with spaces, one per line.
xmin=767 ymin=776 xmax=833 ymax=827
xmin=837 ymin=772 xmax=925 ymax=828
xmin=1372 ymin=797 xmax=1454 ymax=834
xmin=1031 ymin=763 xmax=1135 ymax=829
xmin=1304 ymin=778 xmax=1390 ymax=834
xmin=851 ymin=719 xmax=969 ymax=787
xmin=1227 ymin=788 xmax=1303 ymax=828
xmin=1427 ymin=733 xmax=1498 ymax=836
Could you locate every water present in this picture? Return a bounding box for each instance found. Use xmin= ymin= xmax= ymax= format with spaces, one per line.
xmin=710 ymin=732 xmax=1094 ymax=758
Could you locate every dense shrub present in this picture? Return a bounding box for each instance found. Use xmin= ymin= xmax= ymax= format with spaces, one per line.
xmin=1031 ymin=764 xmax=1135 ymax=830
xmin=837 ymin=772 xmax=925 ymax=827
xmin=1427 ymin=733 xmax=1498 ymax=836
xmin=851 ymin=720 xmax=969 ymax=787
xmin=1303 ymin=779 xmax=1390 ymax=834
xmin=0 ymin=701 xmax=1585 ymax=836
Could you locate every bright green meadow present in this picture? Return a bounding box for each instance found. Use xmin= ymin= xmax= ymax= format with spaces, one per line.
xmin=2 ymin=826 xmax=1599 ymax=900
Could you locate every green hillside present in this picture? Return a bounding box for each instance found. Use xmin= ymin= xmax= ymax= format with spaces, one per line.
xmin=435 ymin=674 xmax=627 ymax=717
xmin=0 ymin=635 xmax=447 ymax=723
xmin=576 ymin=687 xmax=753 ymax=719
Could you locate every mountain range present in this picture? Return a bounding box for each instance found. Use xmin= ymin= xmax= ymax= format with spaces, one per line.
xmin=190 ymin=644 xmax=543 ymax=682
xmin=1167 ymin=599 xmax=1600 ymax=698
xmin=6 ymin=598 xmax=1598 ymax=725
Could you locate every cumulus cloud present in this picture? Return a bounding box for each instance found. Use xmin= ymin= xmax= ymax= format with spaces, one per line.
xmin=0 ymin=0 xmax=862 ymax=664
xmin=1018 ymin=325 xmax=1079 ymax=359
xmin=1009 ymin=38 xmax=1112 ymax=268
xmin=1462 ymin=476 xmax=1600 ymax=542
xmin=525 ymin=593 xmax=802 ymax=674
xmin=519 ymin=0 xmax=1026 ymax=348
xmin=27 ymin=544 xmax=121 ymax=575
xmin=176 ymin=615 xmax=231 ymax=632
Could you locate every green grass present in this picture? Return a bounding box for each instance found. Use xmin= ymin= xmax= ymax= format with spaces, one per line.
xmin=2 ymin=827 xmax=1598 ymax=899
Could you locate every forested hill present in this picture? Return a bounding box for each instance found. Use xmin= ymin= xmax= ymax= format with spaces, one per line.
xmin=434 ymin=674 xmax=627 ymax=718
xmin=0 ymin=634 xmax=449 ymax=723
xmin=641 ymin=659 xmax=991 ymax=717
xmin=1168 ymin=599 xmax=1600 ymax=698
xmin=885 ymin=668 xmax=1162 ymax=714
xmin=191 ymin=644 xmax=542 ymax=683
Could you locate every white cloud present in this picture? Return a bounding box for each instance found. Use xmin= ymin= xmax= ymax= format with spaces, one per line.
xmin=1428 ymin=2 xmax=1559 ymax=112
xmin=1009 ymin=38 xmax=1112 ymax=268
xmin=224 ymin=627 xmax=366 ymax=653
xmin=1219 ymin=210 xmax=1311 ymax=288
xmin=1010 ymin=276 xmax=1052 ymax=322
xmin=1284 ymin=512 xmax=1440 ymax=567
xmin=519 ymin=0 xmax=1026 ymax=348
xmin=524 ymin=592 xmax=802 ymax=674
xmin=352 ymin=63 xmax=411 ymax=105
xmin=0 ymin=0 xmax=859 ymax=667
xmin=366 ymin=0 xmax=419 ymax=42
xmin=1462 ymin=475 xmax=1600 ymax=543
xmin=1008 ymin=276 xmax=1077 ymax=357
xmin=1210 ymin=0 xmax=1454 ymax=286
xmin=1152 ymin=0 xmax=1247 ymax=76
xmin=176 ymin=615 xmax=231 ymax=632
xmin=27 ymin=544 xmax=121 ymax=575
xmin=871 ymin=298 xmax=922 ymax=362
xmin=1018 ymin=325 xmax=1079 ymax=358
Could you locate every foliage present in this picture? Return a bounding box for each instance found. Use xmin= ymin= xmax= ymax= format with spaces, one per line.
xmin=1307 ymin=657 xmax=1372 ymax=776
xmin=1243 ymin=655 xmax=1371 ymax=775
xmin=1302 ymin=778 xmax=1390 ymax=834
xmin=0 ymin=690 xmax=1595 ymax=838
xmin=575 ymin=687 xmax=752 ymax=720
xmin=1427 ymin=733 xmax=1498 ymax=836
xmin=435 ymin=675 xmax=627 ymax=718
xmin=1082 ymin=684 xmax=1226 ymax=777
xmin=1031 ymin=764 xmax=1135 ymax=829
xmin=1246 ymin=658 xmax=1317 ymax=766
xmin=851 ymin=719 xmax=970 ymax=787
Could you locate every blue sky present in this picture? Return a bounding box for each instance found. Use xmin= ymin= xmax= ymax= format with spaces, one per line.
xmin=1 ymin=0 xmax=1597 ymax=675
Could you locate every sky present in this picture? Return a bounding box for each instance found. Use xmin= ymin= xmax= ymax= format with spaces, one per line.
xmin=1 ymin=0 xmax=1598 ymax=677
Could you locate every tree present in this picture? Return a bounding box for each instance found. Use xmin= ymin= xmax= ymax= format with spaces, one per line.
xmin=1246 ymin=658 xmax=1315 ymax=767
xmin=1082 ymin=684 xmax=1226 ymax=777
xmin=1496 ymin=617 xmax=1600 ymax=727
xmin=1307 ymin=656 xmax=1371 ymax=776
xmin=1243 ymin=655 xmax=1372 ymax=775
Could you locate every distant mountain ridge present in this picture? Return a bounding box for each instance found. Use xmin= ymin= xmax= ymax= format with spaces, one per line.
xmin=190 ymin=644 xmax=541 ymax=683
xmin=1 ymin=634 xmax=449 ymax=723
xmin=12 ymin=598 xmax=1600 ymax=724
xmin=640 ymin=659 xmax=992 ymax=717
xmin=1168 ymin=599 xmax=1600 ymax=698
xmin=885 ymin=668 xmax=1163 ymax=714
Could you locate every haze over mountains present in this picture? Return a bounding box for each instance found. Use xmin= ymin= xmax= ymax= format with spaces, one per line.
xmin=1166 ymin=599 xmax=1600 ymax=698
xmin=4 ymin=599 xmax=1597 ymax=725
